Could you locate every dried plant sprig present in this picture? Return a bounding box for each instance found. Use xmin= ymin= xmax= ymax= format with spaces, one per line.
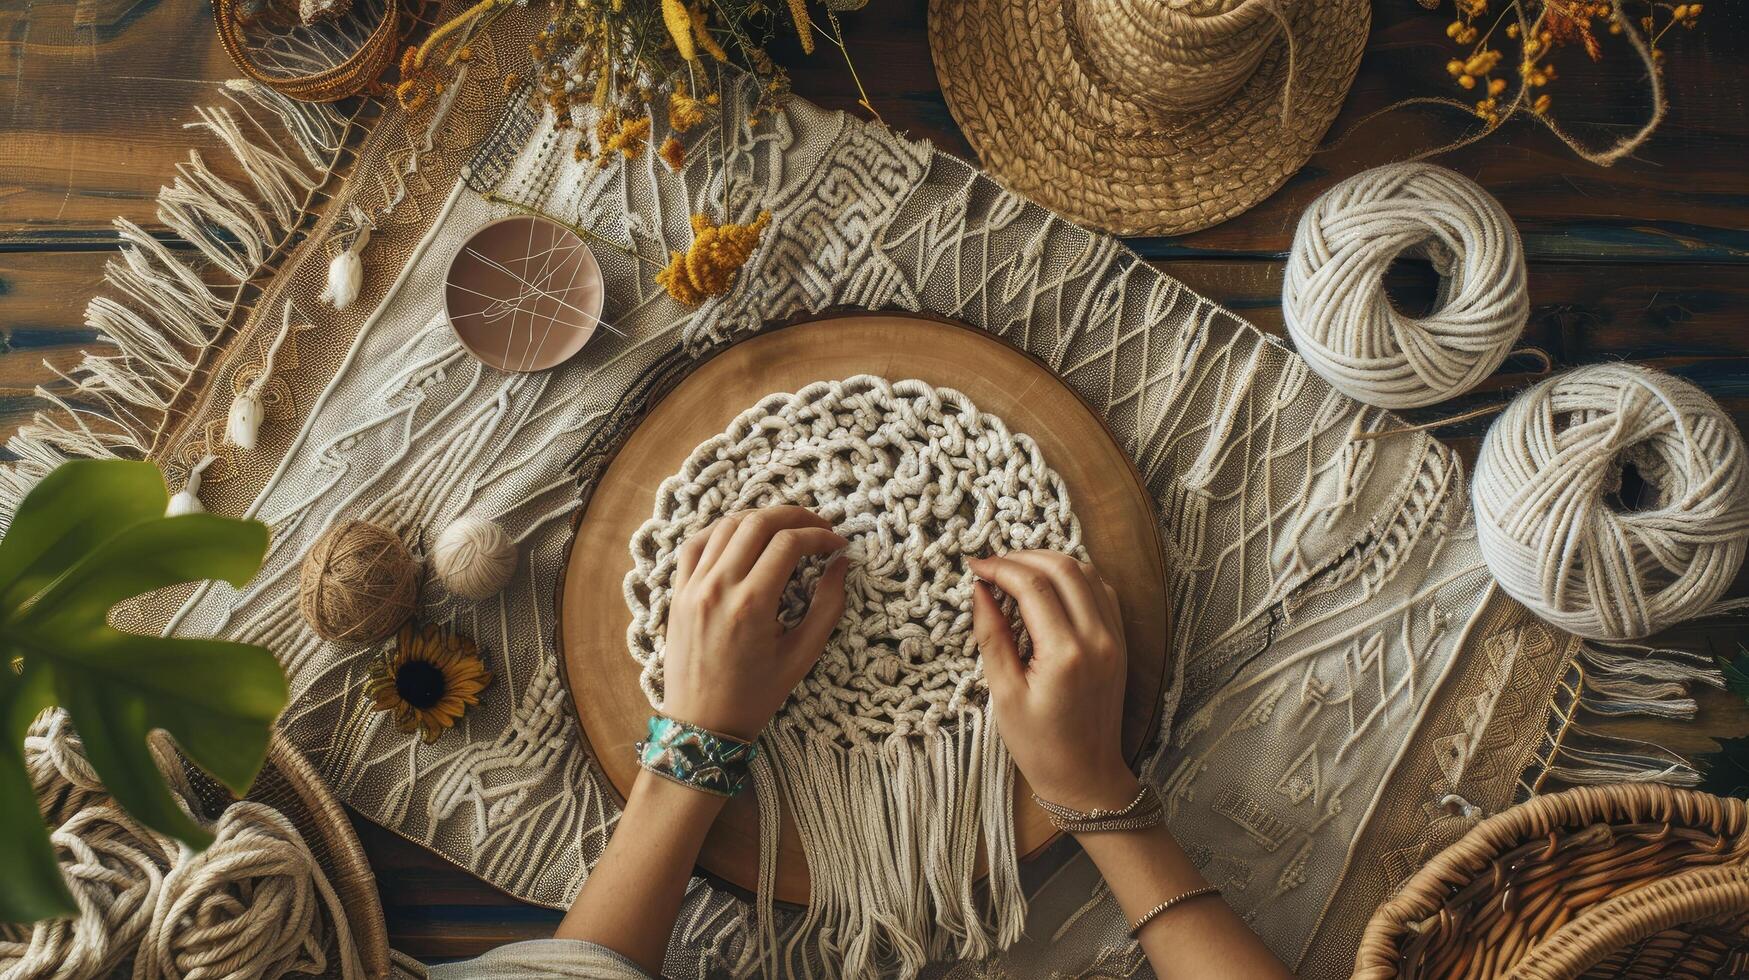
xmin=1332 ymin=0 xmax=1694 ymax=167
xmin=1430 ymin=0 xmax=1697 ymax=164
xmin=517 ymin=0 xmax=873 ymax=168
xmin=656 ymin=211 xmax=772 ymax=305
xmin=393 ymin=0 xmax=511 ymax=110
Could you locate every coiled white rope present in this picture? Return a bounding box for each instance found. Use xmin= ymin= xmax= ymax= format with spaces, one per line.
xmin=0 ymin=713 xmax=363 ymax=980
xmin=1472 ymin=363 xmax=1749 ymax=640
xmin=1284 ymin=162 xmax=1529 ymax=409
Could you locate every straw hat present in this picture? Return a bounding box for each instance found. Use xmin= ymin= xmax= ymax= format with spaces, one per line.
xmin=928 ymin=0 xmax=1371 ymax=237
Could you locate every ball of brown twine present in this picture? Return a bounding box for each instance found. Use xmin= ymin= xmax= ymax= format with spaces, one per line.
xmin=297 ymin=520 xmax=419 ymax=644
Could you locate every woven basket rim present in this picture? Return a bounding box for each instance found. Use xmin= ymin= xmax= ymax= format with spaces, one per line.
xmin=1353 ymin=784 xmax=1749 ymax=979
xmin=259 ymin=733 xmax=392 ymax=980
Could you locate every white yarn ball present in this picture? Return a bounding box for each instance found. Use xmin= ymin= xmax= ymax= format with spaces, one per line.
xmin=1284 ymin=162 xmax=1529 ymax=409
xmin=1473 ymin=363 xmax=1749 ymax=640
xmin=433 ymin=516 xmax=517 ymax=600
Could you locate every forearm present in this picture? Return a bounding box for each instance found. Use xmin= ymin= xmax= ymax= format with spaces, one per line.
xmin=556 ymin=770 xmax=726 ymax=974
xmin=1077 ymin=821 xmax=1291 ymax=979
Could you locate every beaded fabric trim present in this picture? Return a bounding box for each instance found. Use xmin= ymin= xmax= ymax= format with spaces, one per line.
xmin=626 ymin=375 xmax=1085 ymax=744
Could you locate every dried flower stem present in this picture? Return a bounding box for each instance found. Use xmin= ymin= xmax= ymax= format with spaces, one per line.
xmin=417 ymin=0 xmax=513 ymax=70
xmin=812 ymin=11 xmax=882 ymax=125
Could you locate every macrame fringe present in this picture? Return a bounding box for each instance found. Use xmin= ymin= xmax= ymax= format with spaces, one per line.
xmin=756 ymin=707 xmax=1025 ymax=979
xmin=0 ymin=80 xmax=349 ymax=528
xmin=1540 ymin=641 xmax=1726 ymax=788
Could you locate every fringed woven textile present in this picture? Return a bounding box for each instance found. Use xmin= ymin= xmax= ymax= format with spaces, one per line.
xmin=0 ymin=81 xmax=358 ymax=514
xmin=0 ymin=10 xmax=1723 ymax=975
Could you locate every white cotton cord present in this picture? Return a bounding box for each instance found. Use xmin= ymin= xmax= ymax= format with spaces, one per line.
xmin=137 ymin=803 xmax=359 ymax=980
xmin=1283 ymin=162 xmax=1529 ymax=409
xmin=1473 ymin=363 xmax=1749 ymax=640
xmin=1 ymin=713 xmax=363 ymax=980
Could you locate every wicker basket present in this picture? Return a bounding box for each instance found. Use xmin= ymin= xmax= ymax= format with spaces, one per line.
xmin=1354 ymin=784 xmax=1749 ymax=979
xmin=181 ymin=733 xmax=392 ymax=980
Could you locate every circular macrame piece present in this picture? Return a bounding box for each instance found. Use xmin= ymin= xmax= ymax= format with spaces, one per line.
xmin=625 ymin=375 xmax=1086 ymax=745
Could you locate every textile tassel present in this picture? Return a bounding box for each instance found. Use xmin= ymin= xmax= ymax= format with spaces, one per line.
xmin=1575 ymin=641 xmax=1723 ymax=720
xmin=757 ymin=711 xmax=1022 ymax=979
xmin=0 ymin=80 xmax=347 ymax=522
xmin=227 ymin=308 xmax=294 ymax=451
xmin=1545 ymin=727 xmax=1701 ymax=786
xmin=320 ymin=207 xmax=372 ymax=311
xmin=979 ymin=709 xmax=1025 ymax=949
xmin=749 ymin=757 xmax=783 ymax=978
xmin=166 ymin=454 xmax=218 ymax=516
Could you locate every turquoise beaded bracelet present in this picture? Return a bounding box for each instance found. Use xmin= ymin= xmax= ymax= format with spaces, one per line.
xmin=636 ymin=715 xmax=758 ymax=797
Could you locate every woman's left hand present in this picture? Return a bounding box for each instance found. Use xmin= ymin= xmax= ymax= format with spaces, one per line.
xmin=661 ymin=505 xmax=849 ymax=741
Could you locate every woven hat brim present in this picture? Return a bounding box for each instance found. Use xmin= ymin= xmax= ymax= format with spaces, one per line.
xmin=928 ymin=0 xmax=1370 ymax=237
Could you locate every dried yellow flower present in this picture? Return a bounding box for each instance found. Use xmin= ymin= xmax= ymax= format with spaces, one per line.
xmin=659 ymin=135 xmax=686 ymax=172
xmin=595 ymin=112 xmax=652 ymax=167
xmin=657 ymin=211 xmax=772 ymax=305
xmin=788 ymin=0 xmax=814 ymax=55
xmin=662 ymin=0 xmax=696 ymax=61
xmin=669 ymin=80 xmax=710 ymax=133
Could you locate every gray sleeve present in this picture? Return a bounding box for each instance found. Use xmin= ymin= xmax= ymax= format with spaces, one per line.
xmin=425 ymin=939 xmax=653 ymax=979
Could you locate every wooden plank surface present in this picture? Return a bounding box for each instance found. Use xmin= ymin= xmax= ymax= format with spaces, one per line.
xmin=3 ymin=0 xmax=1747 ymax=962
xmin=0 ymin=0 xmax=236 ymax=238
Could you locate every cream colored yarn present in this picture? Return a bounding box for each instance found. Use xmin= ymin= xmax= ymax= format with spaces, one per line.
xmin=433 ymin=516 xmax=518 ymax=600
xmin=1 ymin=712 xmax=362 ymax=980
xmin=1473 ymin=363 xmax=1749 ymax=640
xmin=624 ymin=375 xmax=1085 ymax=977
xmin=1284 ymin=162 xmax=1528 ymax=409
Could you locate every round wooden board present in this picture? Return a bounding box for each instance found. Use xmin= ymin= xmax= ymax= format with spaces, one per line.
xmin=557 ymin=313 xmax=1169 ymax=906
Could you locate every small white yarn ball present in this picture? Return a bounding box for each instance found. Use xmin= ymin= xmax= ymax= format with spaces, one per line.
xmin=1473 ymin=363 xmax=1749 ymax=640
xmin=433 ymin=516 xmax=518 ymax=600
xmin=1284 ymin=162 xmax=1529 ymax=409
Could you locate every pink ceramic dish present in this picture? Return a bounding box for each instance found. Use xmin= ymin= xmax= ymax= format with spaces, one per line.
xmin=444 ymin=215 xmax=606 ymax=372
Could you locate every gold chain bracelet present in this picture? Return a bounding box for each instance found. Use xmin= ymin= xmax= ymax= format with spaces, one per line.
xmin=1032 ymin=783 xmax=1165 ymax=833
xmin=1130 ymin=885 xmax=1222 ymax=936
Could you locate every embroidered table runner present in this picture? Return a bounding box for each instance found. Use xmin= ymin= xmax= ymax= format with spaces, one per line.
xmin=1 ymin=12 xmax=1717 ymax=975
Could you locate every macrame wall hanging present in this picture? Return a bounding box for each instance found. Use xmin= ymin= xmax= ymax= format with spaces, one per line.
xmin=624 ymin=375 xmax=1085 ymax=976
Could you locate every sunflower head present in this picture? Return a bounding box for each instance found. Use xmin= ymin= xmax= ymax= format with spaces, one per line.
xmin=366 ymin=623 xmax=492 ymax=744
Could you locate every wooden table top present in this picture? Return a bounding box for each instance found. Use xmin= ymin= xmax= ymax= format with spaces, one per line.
xmin=4 ymin=0 xmax=1746 ymax=961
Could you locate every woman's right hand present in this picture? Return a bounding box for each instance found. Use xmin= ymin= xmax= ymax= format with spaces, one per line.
xmin=969 ymin=552 xmax=1141 ymax=814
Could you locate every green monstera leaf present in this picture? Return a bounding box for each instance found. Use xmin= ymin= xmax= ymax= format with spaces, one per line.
xmin=0 ymin=459 xmax=286 ymax=922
